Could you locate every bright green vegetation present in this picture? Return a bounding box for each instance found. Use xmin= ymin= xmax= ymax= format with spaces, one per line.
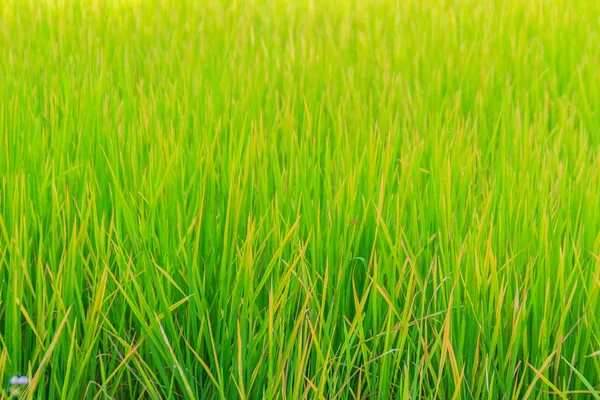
xmin=1 ymin=0 xmax=600 ymax=398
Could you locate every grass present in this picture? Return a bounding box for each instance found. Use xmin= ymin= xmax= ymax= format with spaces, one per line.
xmin=1 ymin=0 xmax=600 ymax=398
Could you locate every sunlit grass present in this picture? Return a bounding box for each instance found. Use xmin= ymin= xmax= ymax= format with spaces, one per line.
xmin=1 ymin=0 xmax=600 ymax=398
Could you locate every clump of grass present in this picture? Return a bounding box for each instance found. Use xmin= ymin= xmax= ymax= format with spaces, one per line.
xmin=1 ymin=0 xmax=600 ymax=398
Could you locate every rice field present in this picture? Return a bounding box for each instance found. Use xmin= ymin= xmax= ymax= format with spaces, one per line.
xmin=1 ymin=0 xmax=600 ymax=398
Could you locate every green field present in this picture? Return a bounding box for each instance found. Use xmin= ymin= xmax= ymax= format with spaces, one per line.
xmin=1 ymin=0 xmax=600 ymax=398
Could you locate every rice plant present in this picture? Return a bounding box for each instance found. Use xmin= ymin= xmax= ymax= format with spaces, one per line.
xmin=1 ymin=0 xmax=600 ymax=398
